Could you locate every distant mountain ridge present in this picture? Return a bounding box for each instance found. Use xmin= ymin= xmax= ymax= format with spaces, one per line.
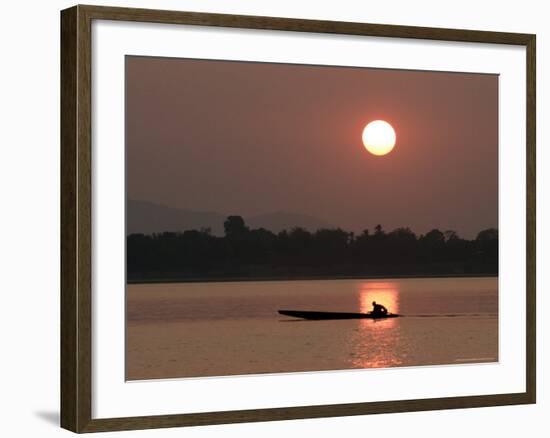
xmin=127 ymin=200 xmax=226 ymax=235
xmin=127 ymin=199 xmax=333 ymax=236
xmin=246 ymin=211 xmax=332 ymax=234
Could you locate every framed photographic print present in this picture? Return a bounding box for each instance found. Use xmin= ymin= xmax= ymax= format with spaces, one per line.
xmin=60 ymin=4 xmax=536 ymax=433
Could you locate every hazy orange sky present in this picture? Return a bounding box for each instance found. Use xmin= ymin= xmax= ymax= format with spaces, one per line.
xmin=126 ymin=56 xmax=498 ymax=238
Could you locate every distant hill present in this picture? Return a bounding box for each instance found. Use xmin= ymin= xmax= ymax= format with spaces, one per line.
xmin=127 ymin=200 xmax=226 ymax=235
xmin=127 ymin=200 xmax=333 ymax=235
xmin=246 ymin=212 xmax=333 ymax=233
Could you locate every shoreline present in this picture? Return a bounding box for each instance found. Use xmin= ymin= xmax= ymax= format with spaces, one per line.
xmin=127 ymin=272 xmax=498 ymax=285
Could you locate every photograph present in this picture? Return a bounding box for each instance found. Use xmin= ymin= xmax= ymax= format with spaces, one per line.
xmin=125 ymin=56 xmax=499 ymax=380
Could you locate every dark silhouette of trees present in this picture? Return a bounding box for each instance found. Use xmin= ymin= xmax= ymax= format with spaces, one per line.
xmin=224 ymin=215 xmax=249 ymax=237
xmin=472 ymin=228 xmax=498 ymax=272
xmin=127 ymin=217 xmax=499 ymax=282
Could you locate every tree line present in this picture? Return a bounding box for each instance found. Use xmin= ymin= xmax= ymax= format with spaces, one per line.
xmin=127 ymin=216 xmax=498 ymax=282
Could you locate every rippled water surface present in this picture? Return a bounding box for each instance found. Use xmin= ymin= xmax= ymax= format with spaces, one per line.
xmin=126 ymin=277 xmax=498 ymax=380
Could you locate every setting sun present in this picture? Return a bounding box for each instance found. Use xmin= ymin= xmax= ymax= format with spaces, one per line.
xmin=362 ymin=120 xmax=396 ymax=156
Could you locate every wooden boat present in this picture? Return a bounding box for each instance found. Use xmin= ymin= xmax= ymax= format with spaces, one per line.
xmin=278 ymin=310 xmax=400 ymax=320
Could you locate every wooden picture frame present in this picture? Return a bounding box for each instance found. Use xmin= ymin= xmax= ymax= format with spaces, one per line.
xmin=61 ymin=4 xmax=536 ymax=433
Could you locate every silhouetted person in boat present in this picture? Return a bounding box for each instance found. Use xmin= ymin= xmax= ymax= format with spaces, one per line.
xmin=371 ymin=301 xmax=388 ymax=316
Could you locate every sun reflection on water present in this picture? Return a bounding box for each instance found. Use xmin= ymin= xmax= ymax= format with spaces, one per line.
xmin=359 ymin=281 xmax=400 ymax=315
xmin=348 ymin=280 xmax=403 ymax=368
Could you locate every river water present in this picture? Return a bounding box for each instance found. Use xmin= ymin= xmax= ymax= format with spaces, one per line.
xmin=126 ymin=277 xmax=498 ymax=380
